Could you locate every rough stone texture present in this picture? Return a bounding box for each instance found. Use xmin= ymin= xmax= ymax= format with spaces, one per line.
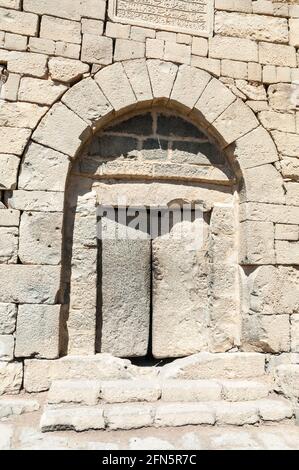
xmin=100 ymin=380 xmax=161 ymax=404
xmin=0 ymin=154 xmax=19 ymax=189
xmin=274 ymin=365 xmax=299 ymax=399
xmin=0 ymin=303 xmax=17 ymax=334
xmin=215 ymin=402 xmax=259 ymax=425
xmin=100 ymin=222 xmax=151 ymax=358
xmin=0 ymin=102 xmax=48 ymax=129
xmin=0 ymin=398 xmax=39 ymax=419
xmin=0 ymin=127 xmax=31 ymax=156
xmin=15 ymin=304 xmax=62 ymax=359
xmin=18 ymin=78 xmax=67 ymax=106
xmin=105 ymin=404 xmax=154 ymax=430
xmin=0 ymin=335 xmax=14 ymax=361
xmin=221 ymin=380 xmax=270 ymax=402
xmin=0 ymin=362 xmax=22 ymax=395
xmin=81 ymin=34 xmax=113 ymax=65
xmin=95 ymin=62 xmax=136 ymax=111
xmin=40 ymin=407 xmax=105 ymax=432
xmin=48 ymin=57 xmax=89 ymax=83
xmin=242 ymin=315 xmax=290 ymax=353
xmin=155 ymin=403 xmax=215 ymax=427
xmin=48 ymin=380 xmax=101 ymax=406
xmin=161 ymin=380 xmax=222 ymax=402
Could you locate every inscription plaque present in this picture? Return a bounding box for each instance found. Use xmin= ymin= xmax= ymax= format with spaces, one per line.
xmin=108 ymin=0 xmax=214 ymax=37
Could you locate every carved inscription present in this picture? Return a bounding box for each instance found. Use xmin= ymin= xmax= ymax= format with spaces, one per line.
xmin=108 ymin=0 xmax=214 ymax=37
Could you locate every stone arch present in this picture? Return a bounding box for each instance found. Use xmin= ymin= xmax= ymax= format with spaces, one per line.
xmin=16 ymin=59 xmax=286 ymax=356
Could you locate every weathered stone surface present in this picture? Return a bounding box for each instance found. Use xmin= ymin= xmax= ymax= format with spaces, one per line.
xmin=33 ymin=103 xmax=90 ymax=157
xmin=0 ymin=154 xmax=19 ymax=189
xmin=215 ymin=402 xmax=259 ymax=425
xmin=48 ymin=380 xmax=101 ymax=406
xmin=193 ymin=78 xmax=236 ymax=123
xmin=15 ymin=304 xmax=61 ymax=359
xmin=100 ymin=380 xmax=161 ymax=404
xmin=0 ymin=7 xmax=38 ymax=36
xmin=40 ymin=406 xmax=105 ymax=432
xmin=0 ymin=127 xmax=31 ymax=155
xmin=276 ymin=240 xmax=299 ymax=265
xmin=0 ymin=335 xmax=14 ymax=361
xmin=0 ymin=227 xmax=18 ymax=264
xmin=40 ymin=15 xmax=81 ymax=44
xmin=242 ymin=315 xmax=290 ymax=353
xmin=240 ymin=220 xmax=275 ymax=264
xmin=123 ymin=59 xmax=153 ymax=103
xmin=0 ymin=209 xmax=19 ymax=227
xmin=285 ymin=182 xmax=299 ymax=206
xmin=274 ymin=364 xmax=299 ymax=399
xmin=215 ymin=12 xmax=288 ymax=43
xmin=0 ymin=362 xmax=22 ymax=395
xmin=8 ymin=52 xmax=47 ymax=77
xmin=24 ymin=354 xmax=141 ymax=392
xmin=0 ymin=424 xmax=13 ymax=450
xmin=246 ymin=266 xmax=299 ymax=315
xmin=240 ymin=202 xmax=298 ymax=225
xmin=0 ymin=102 xmax=48 ymax=129
xmin=171 ymin=65 xmax=211 ymax=110
xmin=19 ymin=143 xmax=69 ymax=192
xmin=227 ymin=126 xmax=278 ymax=170
xmin=0 ymin=303 xmax=16 ymax=335
xmin=258 ymin=398 xmax=293 ymax=421
xmin=100 ymin=222 xmax=151 ymax=357
xmin=161 ymin=380 xmax=222 ymax=402
xmin=275 ymin=224 xmax=299 ymax=242
xmin=48 ymin=57 xmax=89 ymax=83
xmin=114 ymin=39 xmax=145 ymax=62
xmin=7 ymin=190 xmax=64 ymax=212
xmin=242 ymin=165 xmax=285 ymax=204
xmin=0 ymin=398 xmax=39 ymax=419
xmin=268 ymin=84 xmax=294 ymax=112
xmin=81 ymin=34 xmax=113 ymax=65
xmin=105 ymin=403 xmax=154 ymax=430
xmin=152 ymin=218 xmax=209 ymax=358
xmin=221 ymin=380 xmax=270 ymax=402
xmin=23 ymin=0 xmax=106 ymax=21
xmin=18 ymin=78 xmax=67 ymax=106
xmin=280 ymin=158 xmax=299 ymax=181
xmin=95 ymin=62 xmax=136 ymax=111
xmin=19 ymin=212 xmax=63 ymax=265
xmin=62 ymin=78 xmax=113 ymax=125
xmin=272 ymin=131 xmax=299 ymax=158
xmin=155 ymin=403 xmax=215 ymax=427
xmin=147 ymin=60 xmax=178 ymax=101
xmin=210 ymin=36 xmax=258 ymax=62
xmin=160 ymin=352 xmax=266 ymax=380
xmin=0 ymin=265 xmax=60 ymax=304
xmin=259 ymin=42 xmax=296 ymax=67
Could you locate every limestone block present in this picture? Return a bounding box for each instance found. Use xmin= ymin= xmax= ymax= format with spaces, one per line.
xmin=4 ymin=32 xmax=27 ymax=51
xmin=152 ymin=218 xmax=210 ymax=358
xmin=82 ymin=18 xmax=104 ymax=36
xmin=7 ymin=190 xmax=64 ymax=212
xmin=114 ymin=39 xmax=145 ymax=62
xmin=40 ymin=15 xmax=81 ymax=44
xmin=81 ymin=34 xmax=113 ymax=65
xmin=62 ymin=78 xmax=113 ymax=125
xmin=0 ymin=398 xmax=39 ymax=419
xmin=215 ymin=12 xmax=288 ymax=43
xmin=0 ymin=303 xmax=16 ymax=334
xmin=19 ymin=143 xmax=69 ymax=192
xmin=209 ymin=36 xmax=258 ymax=62
xmin=274 ymin=364 xmax=299 ymax=399
xmin=40 ymin=407 xmax=105 ymax=432
xmin=0 ymin=265 xmax=60 ymax=304
xmin=0 ymin=1 xmax=20 ymax=8
xmin=0 ymin=424 xmax=13 ymax=450
xmin=280 ymin=158 xmax=299 ymax=181
xmin=155 ymin=403 xmax=215 ymax=427
xmin=0 ymin=73 xmax=20 ymax=101
xmin=221 ymin=60 xmax=247 ymax=80
xmin=105 ymin=404 xmax=154 ymax=430
xmin=146 ymin=38 xmax=164 ymax=60
xmin=19 ymin=211 xmax=63 ymax=265
xmin=258 ymin=398 xmax=293 ymax=422
xmin=48 ymin=57 xmax=89 ymax=84
xmin=242 ymin=164 xmax=285 ymax=204
xmin=240 ymin=220 xmax=275 ymax=264
xmin=0 ymin=227 xmax=18 ymax=264
xmin=0 ymin=102 xmax=48 ymax=129
xmin=0 ymin=335 xmax=14 ymax=361
xmin=171 ymin=64 xmax=211 ymax=110
xmin=95 ymin=62 xmax=136 ymax=111
xmin=0 ymin=209 xmax=20 ymax=227
xmin=123 ymin=59 xmax=153 ymax=103
xmin=8 ymin=52 xmax=47 ymax=77
xmin=240 ymin=202 xmax=298 ymax=225
xmin=193 ymin=78 xmax=236 ymax=124
xmin=24 ymin=354 xmax=139 ymax=392
xmin=227 ymin=126 xmax=278 ymax=170
xmin=213 ymin=99 xmax=259 ymax=147
xmin=48 ymin=380 xmax=101 ymax=406
xmin=275 ymin=224 xmax=299 ymax=241
xmin=55 ymin=41 xmax=80 ymax=60
xmin=271 ymin=131 xmax=299 ymax=158
xmin=285 ymin=182 xmax=299 ymax=206
xmin=276 ymin=240 xmax=299 ymax=265
xmin=0 ymin=7 xmax=38 ymax=36
xmin=152 ymin=163 xmax=232 ymax=184
xmin=23 ymin=0 xmax=106 ymax=21
xmin=100 ymin=380 xmax=161 ymax=404
xmin=161 ymin=380 xmax=222 ymax=402
xmin=259 ymin=42 xmax=296 ymax=67
xmin=268 ymin=84 xmax=294 ymax=112
xmin=258 ymin=111 xmax=296 ymax=133
xmin=291 ymin=315 xmax=299 ymax=353
xmin=247 ymin=266 xmax=299 ymax=315
xmin=164 ymin=42 xmax=191 ymax=65
xmin=221 ymin=380 xmax=270 ymax=402
xmin=242 ymin=315 xmax=290 ymax=353
xmin=191 ymin=56 xmax=221 ymax=76
xmin=192 ymin=37 xmax=208 ymax=56
xmin=15 ymin=304 xmax=61 ymax=359
xmin=100 ymin=228 xmax=151 ymax=357
xmin=0 ymin=362 xmax=22 ymax=395
xmin=147 ymin=60 xmax=178 ymax=102
xmin=289 ymin=19 xmax=299 ymax=47
xmin=0 ymin=127 xmax=31 ymax=155
xmin=160 ymin=352 xmax=266 ymax=380
xmin=33 ymin=103 xmax=91 ymax=157
xmin=215 ymin=402 xmax=259 ymax=425
xmin=18 ymin=77 xmax=67 ymax=106
xmin=0 ymin=154 xmax=19 ymax=189
xmin=29 ymin=37 xmax=55 ymax=55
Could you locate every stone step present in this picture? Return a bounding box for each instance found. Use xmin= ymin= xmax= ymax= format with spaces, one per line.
xmin=47 ymin=378 xmax=272 ymax=406
xmin=24 ymin=352 xmax=267 ymax=393
xmin=0 ymin=398 xmax=40 ymax=419
xmin=40 ymin=398 xmax=294 ymax=432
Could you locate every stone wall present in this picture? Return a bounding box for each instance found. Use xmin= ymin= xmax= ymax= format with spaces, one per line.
xmin=0 ymin=0 xmax=298 ymax=394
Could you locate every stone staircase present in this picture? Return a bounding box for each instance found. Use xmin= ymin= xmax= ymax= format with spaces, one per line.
xmin=38 ymin=352 xmax=296 ymax=432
